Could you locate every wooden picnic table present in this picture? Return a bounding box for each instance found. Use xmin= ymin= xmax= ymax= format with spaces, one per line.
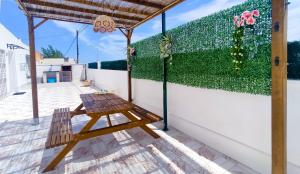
xmin=43 ymin=93 xmax=162 ymax=172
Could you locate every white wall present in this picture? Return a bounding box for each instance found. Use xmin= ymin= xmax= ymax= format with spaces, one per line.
xmin=87 ymin=69 xmax=127 ymax=99
xmin=36 ymin=64 xmax=85 ymax=83
xmin=72 ymin=64 xmax=85 ymax=81
xmin=0 ymin=23 xmax=30 ymax=94
xmin=36 ymin=65 xmax=61 ymax=83
xmin=86 ymin=69 xmax=300 ymax=174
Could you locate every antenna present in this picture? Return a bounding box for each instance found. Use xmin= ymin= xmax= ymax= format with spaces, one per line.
xmin=76 ymin=30 xmax=79 ymax=63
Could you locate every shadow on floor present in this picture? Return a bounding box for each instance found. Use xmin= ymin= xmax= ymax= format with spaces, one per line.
xmin=0 ymin=114 xmax=257 ymax=174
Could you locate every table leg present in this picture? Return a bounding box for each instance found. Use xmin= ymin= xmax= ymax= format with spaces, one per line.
xmin=71 ymin=103 xmax=86 ymax=117
xmin=43 ymin=141 xmax=77 ymax=172
xmin=106 ymin=115 xmax=112 ymax=127
xmin=75 ymin=103 xmax=83 ymax=111
xmin=43 ymin=115 xmax=101 ymax=172
xmin=122 ymin=112 xmax=160 ymax=138
xmin=80 ymin=115 xmax=101 ymax=132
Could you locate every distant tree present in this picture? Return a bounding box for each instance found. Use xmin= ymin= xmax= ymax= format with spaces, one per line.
xmin=41 ymin=45 xmax=64 ymax=58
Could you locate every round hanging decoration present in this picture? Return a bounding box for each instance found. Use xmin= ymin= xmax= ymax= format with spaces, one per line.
xmin=93 ymin=15 xmax=116 ymax=33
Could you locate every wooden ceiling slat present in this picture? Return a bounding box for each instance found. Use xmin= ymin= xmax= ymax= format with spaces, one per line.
xmin=17 ymin=0 xmax=185 ymax=29
xmin=32 ymin=15 xmax=125 ymax=28
xmin=32 ymin=15 xmax=129 ymax=28
xmin=66 ymin=0 xmax=152 ymax=16
xmin=27 ymin=8 xmax=136 ymax=26
xmin=21 ymin=0 xmax=143 ymax=21
xmin=32 ymin=15 xmax=92 ymax=25
xmin=120 ymin=0 xmax=164 ymax=9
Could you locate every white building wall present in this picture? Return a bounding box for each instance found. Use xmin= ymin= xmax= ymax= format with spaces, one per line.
xmin=36 ymin=64 xmax=85 ymax=83
xmin=36 ymin=65 xmax=61 ymax=83
xmin=0 ymin=23 xmax=30 ymax=94
xmin=38 ymin=58 xmax=76 ymax=65
xmin=86 ymin=68 xmax=300 ymax=174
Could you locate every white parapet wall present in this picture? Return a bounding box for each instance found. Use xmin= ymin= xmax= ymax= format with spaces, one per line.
xmin=71 ymin=64 xmax=86 ymax=81
xmin=87 ymin=69 xmax=128 ymax=99
xmin=86 ymin=68 xmax=300 ymax=174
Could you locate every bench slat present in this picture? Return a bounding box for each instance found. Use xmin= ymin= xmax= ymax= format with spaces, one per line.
xmin=129 ymin=105 xmax=163 ymax=123
xmin=45 ymin=108 xmax=74 ymax=149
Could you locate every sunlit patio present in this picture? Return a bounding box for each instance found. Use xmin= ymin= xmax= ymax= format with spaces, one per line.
xmin=0 ymin=0 xmax=292 ymax=173
xmin=0 ymin=82 xmax=258 ymax=174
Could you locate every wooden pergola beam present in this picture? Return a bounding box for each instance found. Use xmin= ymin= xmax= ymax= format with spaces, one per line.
xmin=21 ymin=0 xmax=143 ymax=21
xmin=17 ymin=0 xmax=30 ymax=15
xmin=66 ymin=0 xmax=152 ymax=16
xmin=33 ymin=18 xmax=48 ymax=30
xmin=130 ymin=0 xmax=184 ymax=29
xmin=121 ymin=0 xmax=164 ymax=9
xmin=271 ymin=0 xmax=288 ymax=173
xmin=26 ymin=8 xmax=136 ymax=26
xmin=27 ymin=16 xmax=39 ymax=120
xmin=32 ymin=15 xmax=92 ymax=25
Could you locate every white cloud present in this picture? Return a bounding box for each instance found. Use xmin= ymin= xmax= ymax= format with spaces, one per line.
xmin=53 ymin=20 xmax=130 ymax=60
xmin=288 ymin=0 xmax=300 ymax=41
xmin=175 ymin=0 xmax=240 ymax=23
xmin=146 ymin=0 xmax=300 ymax=42
xmin=97 ymin=33 xmax=126 ymax=59
xmin=149 ymin=0 xmax=242 ymax=32
xmin=52 ymin=0 xmax=300 ymax=61
xmin=52 ymin=21 xmax=93 ymax=47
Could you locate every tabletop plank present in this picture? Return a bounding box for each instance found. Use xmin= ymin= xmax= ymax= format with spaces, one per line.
xmin=80 ymin=93 xmax=133 ymax=116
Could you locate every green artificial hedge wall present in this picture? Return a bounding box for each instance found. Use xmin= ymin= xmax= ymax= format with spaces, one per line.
xmin=288 ymin=41 xmax=300 ymax=79
xmin=101 ymin=60 xmax=127 ymax=71
xmin=88 ymin=62 xmax=98 ymax=69
xmin=131 ymin=0 xmax=272 ymax=95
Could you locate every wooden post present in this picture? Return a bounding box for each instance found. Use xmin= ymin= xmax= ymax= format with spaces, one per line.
xmin=27 ymin=16 xmax=39 ymax=119
xmin=272 ymin=0 xmax=288 ymax=173
xmin=127 ymin=29 xmax=133 ymax=102
xmin=162 ymin=12 xmax=168 ymax=131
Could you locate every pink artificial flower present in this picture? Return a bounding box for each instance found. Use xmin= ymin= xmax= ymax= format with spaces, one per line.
xmin=240 ymin=19 xmax=245 ymax=26
xmin=234 ymin=16 xmax=239 ymax=22
xmin=252 ymin=9 xmax=260 ymax=17
xmin=246 ymin=17 xmax=256 ymax=25
xmin=242 ymin=11 xmax=253 ymax=19
xmin=233 ymin=16 xmax=240 ymax=27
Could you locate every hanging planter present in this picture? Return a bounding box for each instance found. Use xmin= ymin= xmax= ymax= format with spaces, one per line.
xmin=159 ymin=35 xmax=173 ymax=65
xmin=126 ymin=46 xmax=136 ymax=70
xmin=128 ymin=46 xmax=136 ymax=57
xmin=231 ymin=10 xmax=260 ymax=71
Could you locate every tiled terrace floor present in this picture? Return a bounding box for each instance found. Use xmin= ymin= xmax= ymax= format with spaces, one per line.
xmin=0 ymin=82 xmax=259 ymax=174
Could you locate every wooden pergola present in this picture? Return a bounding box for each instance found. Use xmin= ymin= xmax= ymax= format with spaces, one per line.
xmin=16 ymin=0 xmax=288 ymax=173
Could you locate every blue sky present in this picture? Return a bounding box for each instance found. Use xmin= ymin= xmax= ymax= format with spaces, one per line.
xmin=0 ymin=0 xmax=299 ymax=63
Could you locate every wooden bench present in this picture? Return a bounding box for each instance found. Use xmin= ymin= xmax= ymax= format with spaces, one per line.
xmin=45 ymin=108 xmax=74 ymax=149
xmin=129 ymin=104 xmax=163 ymax=124
xmin=43 ymin=95 xmax=162 ymax=172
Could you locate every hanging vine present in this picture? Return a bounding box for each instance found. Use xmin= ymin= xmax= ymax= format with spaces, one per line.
xmin=159 ymin=35 xmax=173 ymax=65
xmin=231 ymin=10 xmax=260 ymax=71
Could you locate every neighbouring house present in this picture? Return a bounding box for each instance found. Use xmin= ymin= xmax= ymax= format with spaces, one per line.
xmin=0 ymin=23 xmax=31 ymax=98
xmin=36 ymin=57 xmax=85 ymax=83
xmin=37 ymin=57 xmax=76 ymax=65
